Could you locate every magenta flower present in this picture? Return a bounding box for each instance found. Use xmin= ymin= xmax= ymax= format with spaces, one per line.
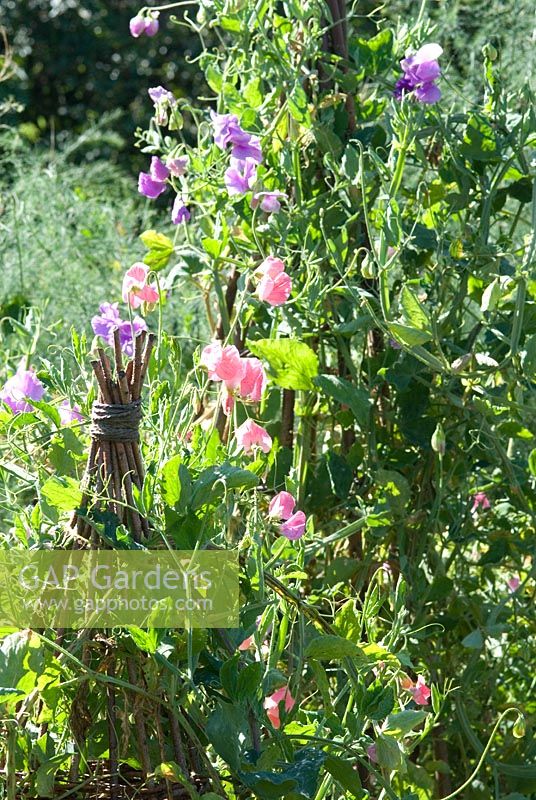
xmin=231 ymin=135 xmax=262 ymax=163
xmin=118 ymin=318 xmax=147 ymax=358
xmin=239 ymin=357 xmax=266 ymax=402
xmin=235 ymin=419 xmax=272 ymax=455
xmin=409 ymin=676 xmax=431 ymax=705
xmin=394 ymin=42 xmax=442 ymax=104
xmin=171 ymin=195 xmax=191 ymax=224
xmin=252 ymin=191 xmax=285 ymax=214
xmin=264 ymin=687 xmax=295 ymax=729
xmin=224 ymin=157 xmax=258 ymax=196
xmin=367 ymin=744 xmax=378 ymax=763
xmin=144 ymin=13 xmax=159 ymax=36
xmin=122 ymin=263 xmax=160 ymax=310
xmin=280 ymin=510 xmax=307 ymax=540
xmin=471 ymin=492 xmax=491 ymax=513
xmin=59 ymin=400 xmax=83 ymax=426
xmin=167 ymin=155 xmax=188 ymax=177
xmin=150 ymin=156 xmax=170 ymax=182
xmin=138 ymin=171 xmax=167 ymax=199
xmin=257 ymin=271 xmax=292 ymax=306
xmin=268 ymin=491 xmax=296 ymax=521
xmin=0 ymin=363 xmax=45 ymax=414
xmin=130 ymin=12 xmax=159 ymax=37
xmin=507 ymin=576 xmax=521 ymax=593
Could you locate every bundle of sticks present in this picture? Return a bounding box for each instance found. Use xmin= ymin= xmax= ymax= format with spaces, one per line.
xmin=72 ymin=329 xmax=156 ymax=544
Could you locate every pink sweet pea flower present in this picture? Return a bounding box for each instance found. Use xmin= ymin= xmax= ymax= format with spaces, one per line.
xmin=144 ymin=13 xmax=159 ymax=36
xmin=59 ymin=400 xmax=83 ymax=426
xmin=129 ymin=15 xmax=146 ymax=37
xmin=200 ymin=342 xmax=245 ymax=390
xmin=238 ymin=634 xmax=254 ymax=651
xmin=224 ymin=157 xmax=258 ymax=196
xmin=264 ymin=687 xmax=295 ymax=729
xmin=280 ymin=511 xmax=307 ymax=540
xmin=252 ymin=191 xmax=285 ymax=214
xmin=239 ymin=357 xmax=266 ymax=402
xmin=268 ymin=491 xmax=296 ymax=521
xmin=508 ymin=576 xmax=521 ymax=592
xmin=167 ymin=155 xmax=188 ymax=176
xmin=367 ymin=744 xmax=378 ymax=763
xmin=257 ymin=271 xmax=292 ymax=306
xmin=256 ymin=256 xmax=285 ymax=279
xmin=0 ymin=363 xmax=45 ymax=414
xmin=409 ymin=676 xmax=431 ymax=705
xmin=471 ymin=492 xmax=491 ymax=512
xmin=235 ymin=419 xmax=272 ymax=455
xmin=122 ymin=263 xmax=160 ymax=310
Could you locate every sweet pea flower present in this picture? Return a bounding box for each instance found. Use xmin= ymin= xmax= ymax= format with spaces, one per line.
xmin=508 ymin=575 xmax=521 ymax=592
xmin=59 ymin=400 xmax=83 ymax=426
xmin=91 ymin=303 xmax=147 ymax=356
xmin=409 ymin=676 xmax=431 ymax=705
xmin=144 ymin=13 xmax=159 ymax=36
xmin=257 ymin=270 xmax=292 ymax=306
xmin=367 ymin=744 xmax=378 ymax=763
xmin=268 ymin=491 xmax=296 ymax=521
xmin=394 ymin=42 xmax=443 ymax=104
xmin=238 ymin=615 xmax=263 ymax=651
xmin=129 ymin=15 xmax=147 ymax=37
xmin=148 ymin=85 xmax=176 ymax=125
xmin=256 ymin=255 xmax=285 ymax=278
xmin=280 ymin=511 xmax=307 ymax=540
xmin=235 ymin=419 xmax=272 ymax=455
xmin=171 ymin=195 xmax=191 ymax=224
xmin=264 ymin=687 xmax=295 ymax=729
xmin=239 ymin=357 xmax=266 ymax=402
xmin=150 ymin=156 xmax=170 ymax=182
xmin=138 ymin=171 xmax=167 ymax=199
xmin=200 ymin=342 xmax=245 ymax=390
xmin=211 ymin=111 xmax=263 ymax=163
xmin=224 ymin=157 xmax=258 ymax=196
xmin=0 ymin=363 xmax=45 ymax=414
xmin=167 ymin=155 xmax=188 ymax=177
xmin=471 ymin=492 xmax=491 ymax=513
xmin=122 ymin=263 xmax=160 ymax=309
xmin=252 ymin=191 xmax=285 ymax=214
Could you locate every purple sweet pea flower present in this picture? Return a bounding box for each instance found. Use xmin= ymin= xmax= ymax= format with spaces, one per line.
xmin=171 ymin=194 xmax=191 ymax=224
xmin=252 ymin=190 xmax=285 ymax=214
xmin=211 ymin=111 xmax=263 ymax=163
xmin=91 ymin=302 xmax=122 ymax=341
xmin=394 ymin=42 xmax=443 ymax=104
xmin=150 ymin=156 xmax=170 ymax=182
xmin=119 ymin=317 xmax=147 ymax=357
xmin=224 ymin=157 xmax=258 ymax=196
xmin=148 ymin=85 xmax=176 ymax=125
xmin=59 ymin=400 xmax=83 ymax=426
xmin=144 ymin=13 xmax=159 ymax=36
xmin=0 ymin=363 xmax=45 ymax=414
xmin=138 ymin=171 xmax=167 ymax=199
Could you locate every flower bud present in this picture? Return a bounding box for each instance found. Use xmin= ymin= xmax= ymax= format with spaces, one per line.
xmin=431 ymin=422 xmax=446 ymax=455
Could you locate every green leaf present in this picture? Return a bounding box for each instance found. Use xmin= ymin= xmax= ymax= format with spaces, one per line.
xmin=288 ymin=82 xmax=310 ymax=125
xmin=239 ymin=748 xmax=325 ymax=800
xmin=352 ymin=29 xmax=393 ymax=76
xmin=315 ymin=375 xmax=371 ymax=428
xmin=461 ymin=114 xmax=500 ymax=162
xmin=205 ymin=64 xmax=223 ymax=92
xmin=400 ymin=285 xmax=431 ymax=331
xmin=202 ymin=238 xmax=224 ymax=259
xmin=220 ymin=653 xmax=240 ymax=699
xmin=140 ymin=229 xmax=174 ymax=271
xmin=237 ymin=661 xmax=263 ymax=700
xmin=206 ymin=701 xmax=246 ymax=770
xmin=243 ymin=77 xmax=263 ymax=109
xmin=40 ymin=476 xmax=82 ymax=512
xmin=333 ymin=599 xmax=361 ymax=641
xmin=246 ymin=339 xmax=318 ymax=390
xmin=388 ymin=322 xmax=433 ymax=347
xmin=383 ymin=710 xmax=427 ymax=736
xmin=376 ymin=734 xmax=404 ymax=770
xmin=324 ymin=755 xmax=365 ymax=798
xmin=159 ymin=454 xmax=183 ymax=507
xmin=462 ymin=629 xmax=484 ymax=649
xmin=191 ymin=462 xmax=259 ymax=510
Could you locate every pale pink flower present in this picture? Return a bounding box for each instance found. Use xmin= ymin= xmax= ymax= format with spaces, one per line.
xmin=268 ymin=491 xmax=296 ymax=521
xmin=59 ymin=400 xmax=83 ymax=426
xmin=235 ymin=419 xmax=272 ymax=455
xmin=256 ymin=256 xmax=286 ymax=279
xmin=409 ymin=676 xmax=431 ymax=705
xmin=122 ymin=263 xmax=160 ymax=309
xmin=508 ymin=576 xmax=521 ymax=592
xmin=264 ymin=686 xmax=295 ymax=729
xmin=471 ymin=492 xmax=491 ymax=512
xmin=221 ymin=384 xmax=236 ymax=416
xmin=167 ymin=155 xmax=188 ymax=176
xmin=280 ymin=510 xmax=307 ymax=540
xmin=240 ymin=357 xmax=266 ymax=402
xmin=257 ymin=271 xmax=292 ymax=306
xmin=200 ymin=342 xmax=245 ymax=390
xmin=238 ymin=634 xmax=254 ymax=651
